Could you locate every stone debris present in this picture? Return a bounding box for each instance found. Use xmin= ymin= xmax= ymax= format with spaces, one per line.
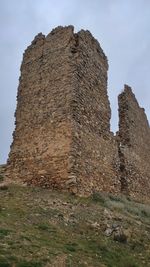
xmin=105 ymin=227 xmax=113 ymax=237
xmin=105 ymin=223 xmax=128 ymax=243
xmin=113 ymin=227 xmax=127 ymax=243
xmin=90 ymin=222 xmax=100 ymax=229
xmin=103 ymin=208 xmax=113 ymax=220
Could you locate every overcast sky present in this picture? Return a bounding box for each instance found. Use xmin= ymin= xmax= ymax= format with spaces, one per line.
xmin=0 ymin=0 xmax=150 ymax=164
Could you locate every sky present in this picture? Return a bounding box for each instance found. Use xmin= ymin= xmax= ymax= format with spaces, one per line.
xmin=0 ymin=0 xmax=150 ymax=164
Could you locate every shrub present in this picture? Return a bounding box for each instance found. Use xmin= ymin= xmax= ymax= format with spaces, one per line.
xmin=92 ymin=192 xmax=107 ymax=204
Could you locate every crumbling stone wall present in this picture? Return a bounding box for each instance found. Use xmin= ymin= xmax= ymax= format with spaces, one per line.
xmin=6 ymin=26 xmax=120 ymax=195
xmin=118 ymin=85 xmax=150 ymax=200
xmin=7 ymin=26 xmax=76 ymax=188
xmin=69 ymin=30 xmax=120 ymax=194
xmin=6 ymin=26 xmax=150 ymax=200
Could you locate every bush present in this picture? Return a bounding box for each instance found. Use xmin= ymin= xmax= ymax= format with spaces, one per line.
xmin=0 ymin=229 xmax=10 ymax=238
xmin=92 ymin=192 xmax=107 ymax=204
xmin=65 ymin=242 xmax=78 ymax=252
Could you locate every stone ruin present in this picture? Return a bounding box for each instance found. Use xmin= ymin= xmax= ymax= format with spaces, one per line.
xmin=6 ymin=26 xmax=150 ymax=200
xmin=118 ymin=85 xmax=150 ymax=199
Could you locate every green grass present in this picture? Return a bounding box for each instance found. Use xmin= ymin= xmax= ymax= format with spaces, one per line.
xmin=0 ymin=184 xmax=149 ymax=266
xmin=0 ymin=175 xmax=4 ymax=182
xmin=0 ymin=228 xmax=11 ymax=238
xmin=0 ymin=259 xmax=43 ymax=267
xmin=92 ymin=191 xmax=107 ymax=204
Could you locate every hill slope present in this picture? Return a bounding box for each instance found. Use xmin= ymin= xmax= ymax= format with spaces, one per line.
xmin=0 ymin=172 xmax=150 ymax=266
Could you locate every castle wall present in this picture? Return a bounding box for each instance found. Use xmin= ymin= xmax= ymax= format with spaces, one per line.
xmin=69 ymin=30 xmax=120 ymax=194
xmin=6 ymin=26 xmax=120 ymax=195
xmin=118 ymin=85 xmax=150 ymax=200
xmin=6 ymin=26 xmax=150 ymax=199
xmin=7 ymin=26 xmax=75 ymax=188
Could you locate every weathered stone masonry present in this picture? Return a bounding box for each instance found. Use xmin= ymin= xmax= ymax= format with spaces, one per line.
xmin=6 ymin=26 xmax=150 ymax=200
xmin=118 ymin=85 xmax=150 ymax=200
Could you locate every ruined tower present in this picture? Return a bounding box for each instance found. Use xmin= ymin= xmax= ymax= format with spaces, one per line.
xmin=6 ymin=26 xmax=120 ymax=195
xmin=118 ymin=85 xmax=150 ymax=200
xmin=6 ymin=26 xmax=150 ymax=199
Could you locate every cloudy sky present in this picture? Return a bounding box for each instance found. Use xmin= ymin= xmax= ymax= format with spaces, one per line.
xmin=0 ymin=0 xmax=150 ymax=163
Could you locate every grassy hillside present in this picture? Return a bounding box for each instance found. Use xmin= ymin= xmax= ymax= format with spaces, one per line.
xmin=0 ymin=171 xmax=150 ymax=266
